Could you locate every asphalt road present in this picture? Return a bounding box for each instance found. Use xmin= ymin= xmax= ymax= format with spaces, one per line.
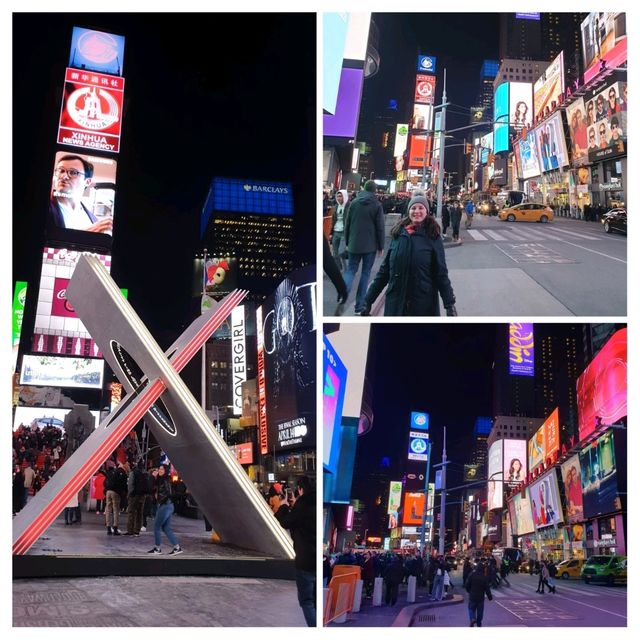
xmin=413 ymin=568 xmax=627 ymax=627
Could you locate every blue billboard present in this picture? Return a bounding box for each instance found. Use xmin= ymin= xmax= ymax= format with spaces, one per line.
xmin=69 ymin=27 xmax=125 ymax=76
xmin=408 ymin=430 xmax=430 ymax=461
xmin=509 ymin=322 xmax=535 ymax=377
xmin=417 ymin=55 xmax=437 ymax=74
xmin=411 ymin=411 xmax=429 ymax=430
xmin=201 ymin=177 xmax=294 ymax=236
xmin=494 ymin=82 xmax=510 ymax=153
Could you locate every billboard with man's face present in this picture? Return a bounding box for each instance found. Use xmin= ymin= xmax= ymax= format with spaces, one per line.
xmin=585 ymin=81 xmax=627 ymax=163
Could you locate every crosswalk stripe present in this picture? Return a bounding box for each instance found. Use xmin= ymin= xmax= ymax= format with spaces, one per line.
xmin=467 ymin=230 xmax=488 ymax=241
xmin=544 ymin=227 xmax=602 ymax=240
xmin=499 ymin=230 xmax=529 ymax=241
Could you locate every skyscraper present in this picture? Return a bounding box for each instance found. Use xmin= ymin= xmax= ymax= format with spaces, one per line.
xmin=499 ymin=13 xmax=543 ymax=61
xmin=475 ymin=60 xmax=499 ymax=122
xmin=541 ymin=13 xmax=586 ymax=84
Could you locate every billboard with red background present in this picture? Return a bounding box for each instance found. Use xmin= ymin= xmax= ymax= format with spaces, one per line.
xmin=528 ymin=407 xmax=559 ymax=470
xmin=414 ymin=74 xmax=436 ymax=104
xmin=402 ymin=491 xmax=425 ymax=526
xmin=577 ymin=328 xmax=627 ymax=441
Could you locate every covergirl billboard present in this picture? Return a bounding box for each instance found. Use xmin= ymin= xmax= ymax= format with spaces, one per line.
xmin=577 ymin=328 xmax=627 ymax=441
xmin=560 ymin=454 xmax=584 ymax=523
xmin=529 ymin=469 xmax=564 ymax=530
xmin=528 ymin=407 xmax=560 ymax=471
xmin=509 ymin=322 xmax=534 ymax=376
xmin=503 ymin=439 xmax=527 ymax=485
xmin=509 ymin=82 xmax=533 ymax=130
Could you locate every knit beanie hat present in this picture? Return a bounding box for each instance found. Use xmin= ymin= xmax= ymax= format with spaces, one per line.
xmin=407 ymin=189 xmax=430 ymax=214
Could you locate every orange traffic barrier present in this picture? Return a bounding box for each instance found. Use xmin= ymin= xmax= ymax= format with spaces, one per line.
xmin=323 ymin=565 xmax=361 ymax=625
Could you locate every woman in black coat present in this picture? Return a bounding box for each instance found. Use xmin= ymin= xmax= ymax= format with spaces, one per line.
xmin=362 ymin=191 xmax=457 ymax=316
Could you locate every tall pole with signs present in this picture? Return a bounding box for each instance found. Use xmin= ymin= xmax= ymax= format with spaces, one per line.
xmin=419 ymin=440 xmax=432 ymax=554
xmin=438 ymin=425 xmax=447 ymax=555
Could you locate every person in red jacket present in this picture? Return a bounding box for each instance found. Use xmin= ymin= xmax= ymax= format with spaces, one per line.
xmin=93 ymin=468 xmax=106 ymax=514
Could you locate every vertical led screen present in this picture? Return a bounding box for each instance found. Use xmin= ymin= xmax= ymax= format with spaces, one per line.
xmin=261 ymin=267 xmax=316 ymax=452
xmin=414 ymin=74 xmax=436 ymax=104
xmin=584 ymin=80 xmax=627 ymax=163
xmin=323 ymin=333 xmax=347 ymax=474
xmin=57 ymin=68 xmax=125 ymax=153
xmin=529 ymin=470 xmax=564 ymax=529
xmin=533 ymin=52 xmax=564 ymax=120
xmin=509 ymin=322 xmax=534 ymax=376
xmin=412 ymin=104 xmax=433 ymax=130
xmin=487 ymin=440 xmax=503 ymax=510
xmin=565 ymin=98 xmax=590 ymax=166
xmin=31 ymin=248 xmax=111 ymax=357
xmin=513 ymin=487 xmax=535 ymax=535
xmin=581 ymin=13 xmax=627 ymax=84
xmin=577 ymin=328 xmax=627 ymax=441
xmin=408 ymin=135 xmax=432 ymax=169
xmin=579 ymin=430 xmax=619 ymax=518
xmin=519 ymin=130 xmax=541 ymax=179
xmin=46 ymin=150 xmax=117 ymax=251
xmin=13 ymin=281 xmax=27 ymax=372
xmin=387 ymin=481 xmax=402 ymax=514
xmin=323 ymin=67 xmax=365 ymax=138
xmin=503 ymin=439 xmax=527 ymax=485
xmin=69 ymin=27 xmax=125 ymax=76
xmin=509 ymin=82 xmax=533 ymax=130
xmin=528 ymin=407 xmax=560 ymax=471
xmin=323 ymin=13 xmax=349 ymax=114
xmin=393 ymin=124 xmax=409 ymax=157
xmin=561 ymin=454 xmax=585 ymax=523
xmin=494 ymin=82 xmax=509 ymax=152
xmin=203 ymin=256 xmax=238 ymax=299
xmin=534 ymin=112 xmax=569 ymax=172
xmin=402 ymin=492 xmax=425 ymax=526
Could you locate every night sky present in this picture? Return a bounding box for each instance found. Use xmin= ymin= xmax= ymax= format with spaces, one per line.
xmin=12 ymin=13 xmax=315 ymax=342
xmin=363 ymin=13 xmax=500 ymax=174
xmin=354 ymin=324 xmax=497 ymax=492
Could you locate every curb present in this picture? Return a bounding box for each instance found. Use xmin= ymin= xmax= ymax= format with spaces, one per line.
xmin=392 ymin=594 xmax=465 ymax=627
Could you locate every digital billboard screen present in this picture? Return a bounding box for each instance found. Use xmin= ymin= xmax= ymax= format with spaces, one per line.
xmin=579 ymin=430 xmax=620 ymax=518
xmin=387 ymin=481 xmax=402 ymax=514
xmin=13 ymin=281 xmax=27 ymax=371
xmin=519 ymin=130 xmax=541 ymax=179
xmin=565 ymin=98 xmax=590 ymax=166
xmin=412 ymin=104 xmax=433 ymax=130
xmin=585 ymin=81 xmax=627 ymax=163
xmin=46 ymin=150 xmax=117 ymax=250
xmin=323 ymin=333 xmax=347 ymax=473
xmin=32 ymin=248 xmax=111 ymax=357
xmin=534 ymin=112 xmax=569 ymax=172
xmin=509 ymin=82 xmax=533 ymax=130
xmin=513 ymin=487 xmax=535 ymax=535
xmin=487 ymin=440 xmax=503 ymax=510
xmin=529 ymin=469 xmax=564 ymax=529
xmin=561 ymin=454 xmax=585 ymax=523
xmin=13 ymin=406 xmax=100 ymax=433
xmin=581 ymin=13 xmax=627 ymax=83
xmin=20 ymin=355 xmax=104 ymax=390
xmin=203 ymin=256 xmax=238 ymax=299
xmin=408 ymin=134 xmax=432 ymax=168
xmin=533 ymin=52 xmax=564 ymax=119
xmin=528 ymin=407 xmax=560 ymax=471
xmin=342 ymin=12 xmax=371 ymax=62
xmin=402 ymin=491 xmax=425 ymax=526
xmin=417 ymin=55 xmax=437 ymax=74
xmin=577 ymin=328 xmax=627 ymax=441
xmin=260 ymin=266 xmax=315 ymax=453
xmin=393 ymin=124 xmax=409 ymax=157
xmin=69 ymin=27 xmax=125 ymax=76
xmin=503 ymin=439 xmax=527 ymax=485
xmin=414 ymin=74 xmax=436 ymax=105
xmin=493 ymin=82 xmax=509 ymax=153
xmin=509 ymin=322 xmax=534 ymax=376
xmin=57 ymin=68 xmax=125 ymax=153
xmin=323 ymin=13 xmax=349 ymax=114
xmin=323 ymin=67 xmax=364 ymax=138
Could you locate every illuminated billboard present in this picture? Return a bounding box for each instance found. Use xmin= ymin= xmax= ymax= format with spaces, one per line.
xmin=516 ymin=13 xmax=540 ymax=20
xmin=503 ymin=439 xmax=527 ymax=485
xmin=560 ymin=454 xmax=585 ymax=523
xmin=528 ymin=407 xmax=560 ymax=470
xmin=402 ymin=491 xmax=425 ymax=526
xmin=579 ymin=430 xmax=620 ymax=518
xmin=323 ymin=13 xmax=349 ymax=114
xmin=509 ymin=322 xmax=534 ymax=376
xmin=13 ymin=281 xmax=27 ymax=371
xmin=414 ymin=74 xmax=436 ymax=105
xmin=69 ymin=27 xmax=125 ymax=76
xmin=203 ymin=256 xmax=238 ymax=298
xmin=323 ymin=67 xmax=365 ymax=138
xmin=519 ymin=130 xmax=541 ymax=179
xmin=509 ymin=82 xmax=533 ymax=130
xmin=32 ymin=248 xmax=111 ymax=357
xmin=530 ymin=470 xmax=564 ymax=529
xmin=229 ymin=442 xmax=254 ymax=465
xmin=513 ymin=487 xmax=535 ymax=535
xmin=487 ymin=440 xmax=503 ymax=510
xmin=534 ymin=112 xmax=569 ymax=172
xmin=57 ymin=68 xmax=125 ymax=153
xmin=260 ymin=266 xmax=316 ymax=452
xmin=20 ymin=355 xmax=104 ymax=390
xmin=533 ymin=52 xmax=564 ymax=119
xmin=408 ymin=134 xmax=432 ymax=169
xmin=493 ymin=82 xmax=509 ymax=153
xmin=387 ymin=481 xmax=402 ymax=514
xmin=412 ymin=104 xmax=433 ymax=130
xmin=343 ymin=12 xmax=371 ymax=61
xmin=585 ymin=81 xmax=627 ymax=163
xmin=408 ymin=430 xmax=429 ymax=461
xmin=411 ymin=412 xmax=429 ymax=430
xmin=581 ymin=13 xmax=627 ymax=84
xmin=577 ymin=328 xmax=627 ymax=441
xmin=46 ymin=150 xmax=117 ymax=249
xmin=323 ymin=333 xmax=347 ymax=473
xmin=13 ymin=406 xmax=99 ymax=432
xmin=393 ymin=124 xmax=409 ymax=157
xmin=417 ymin=55 xmax=437 ymax=74
xmin=205 ymin=177 xmax=294 ymax=218
xmin=565 ymin=98 xmax=590 ymax=166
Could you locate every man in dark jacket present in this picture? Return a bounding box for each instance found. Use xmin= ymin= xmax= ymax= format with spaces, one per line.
xmin=465 ymin=560 xmax=493 ymax=627
xmin=383 ymin=554 xmax=405 ymax=606
xmin=125 ymin=460 xmax=149 ymax=536
xmin=275 ymin=476 xmax=316 ymax=627
xmin=343 ymin=180 xmax=385 ymax=314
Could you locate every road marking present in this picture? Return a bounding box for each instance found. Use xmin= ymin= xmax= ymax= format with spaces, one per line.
xmin=552 ymin=594 xmax=627 ymax=619
xmin=543 ymin=237 xmax=627 ymax=263
xmin=545 ymin=227 xmax=603 ymax=240
xmin=467 ymin=230 xmax=488 ymax=241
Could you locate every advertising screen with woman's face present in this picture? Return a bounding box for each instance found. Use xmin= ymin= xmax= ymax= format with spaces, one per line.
xmin=560 ymin=455 xmax=585 ymax=523
xmin=579 ymin=430 xmax=619 ymax=518
xmin=513 ymin=487 xmax=535 ymax=535
xmin=529 ymin=470 xmax=564 ymax=530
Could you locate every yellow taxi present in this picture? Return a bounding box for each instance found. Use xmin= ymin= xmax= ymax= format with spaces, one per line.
xmin=498 ymin=203 xmax=554 ymax=223
xmin=556 ymin=558 xmax=585 ymax=579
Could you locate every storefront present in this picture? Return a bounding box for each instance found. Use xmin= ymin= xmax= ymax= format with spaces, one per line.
xmin=584 ymin=514 xmax=626 ymax=557
xmin=533 ymin=525 xmax=564 ymax=563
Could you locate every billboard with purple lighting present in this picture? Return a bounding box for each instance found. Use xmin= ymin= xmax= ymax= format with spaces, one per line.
xmin=323 ymin=68 xmax=364 ymax=138
xmin=509 ymin=323 xmax=534 ymax=376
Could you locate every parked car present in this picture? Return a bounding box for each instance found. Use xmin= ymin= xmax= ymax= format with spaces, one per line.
xmin=557 ymin=558 xmax=585 ymax=579
xmin=581 ymin=555 xmax=627 ymax=585
xmin=498 ymin=203 xmax=554 ymax=223
xmin=602 ymin=208 xmax=626 ymax=234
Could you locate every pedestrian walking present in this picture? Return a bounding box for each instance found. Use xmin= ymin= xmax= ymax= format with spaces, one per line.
xmin=465 ymin=559 xmax=493 ymax=627
xmin=93 ymin=468 xmax=106 ymax=514
xmin=125 ymin=459 xmax=149 ymax=536
xmin=441 ymin=201 xmax=451 ymax=238
xmin=464 ymin=200 xmax=475 ymax=229
xmin=450 ymin=201 xmax=462 ymax=241
xmin=343 ymin=180 xmax=385 ymax=314
xmin=500 ymin=557 xmax=511 ymax=587
xmin=148 ymin=464 xmax=182 ymax=555
xmin=383 ymin=554 xmax=405 ymax=606
xmin=361 ymin=190 xmax=457 ymax=317
xmin=462 ymin=557 xmax=473 ymax=585
xmin=431 ymin=555 xmax=446 ymax=601
xmin=536 ymin=558 xmax=550 ymax=593
xmin=64 ymin=491 xmax=79 ymax=525
xmin=323 ymin=235 xmax=348 ymax=305
xmin=104 ymin=460 xmax=126 ymax=535
xmin=547 ymin=560 xmax=557 ymax=593
xmin=23 ymin=461 xmax=35 ymax=506
xmin=330 ymin=189 xmax=350 ymax=270
xmin=13 ymin=465 xmax=25 ymax=515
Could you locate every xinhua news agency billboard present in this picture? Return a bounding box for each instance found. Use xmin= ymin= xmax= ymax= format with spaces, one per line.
xmin=509 ymin=322 xmax=534 ymax=376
